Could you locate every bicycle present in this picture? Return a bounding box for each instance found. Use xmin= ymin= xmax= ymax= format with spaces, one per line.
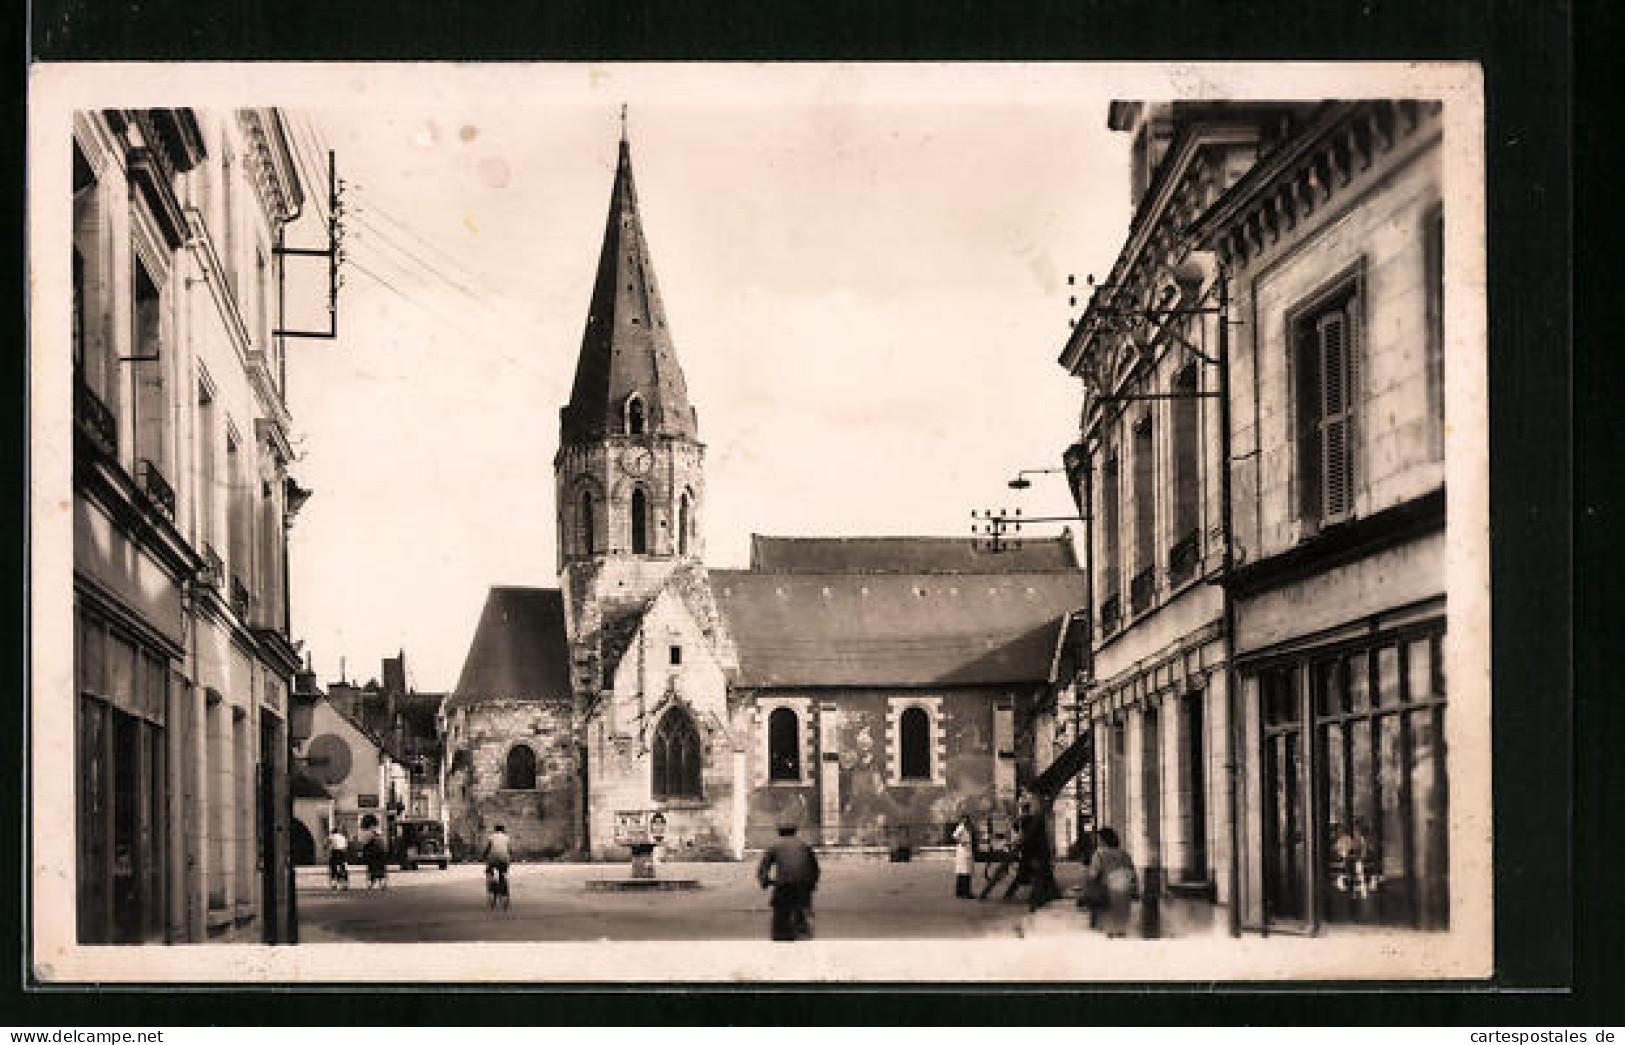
xmin=486 ymin=864 xmax=510 ymax=910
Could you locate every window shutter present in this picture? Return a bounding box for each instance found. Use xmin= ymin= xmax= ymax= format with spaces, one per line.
xmin=1295 ymin=322 xmax=1322 ymax=526
xmin=1318 ymin=307 xmax=1354 ymax=521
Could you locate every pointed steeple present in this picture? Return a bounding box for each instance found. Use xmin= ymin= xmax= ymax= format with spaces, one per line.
xmin=561 ymin=121 xmax=697 ymax=445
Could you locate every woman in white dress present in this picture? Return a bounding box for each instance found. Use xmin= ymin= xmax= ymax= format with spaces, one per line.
xmin=952 ymin=815 xmax=976 ymax=898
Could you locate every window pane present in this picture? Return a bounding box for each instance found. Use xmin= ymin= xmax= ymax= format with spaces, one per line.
xmin=768 ymin=707 xmax=800 ymax=781
xmin=1347 ymin=651 xmax=1370 ymax=713
xmin=1375 ymin=645 xmax=1400 ymax=708
xmin=1406 ymin=639 xmax=1433 ymax=704
xmin=900 ymin=707 xmax=930 ymax=779
xmin=1314 ymin=659 xmax=1345 ymax=718
xmin=1410 ymin=705 xmax=1450 ymax=928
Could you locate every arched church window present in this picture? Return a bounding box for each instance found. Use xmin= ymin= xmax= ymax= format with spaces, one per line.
xmin=626 ymin=395 xmax=646 ymax=436
xmin=631 ymin=487 xmax=649 ymax=554
xmin=504 ymin=745 xmax=537 ymax=790
xmin=900 ymin=706 xmax=931 ymax=780
xmin=768 ymin=707 xmax=801 ymax=781
xmin=581 ymin=490 xmax=596 ymax=556
xmin=651 ymin=707 xmax=702 ymax=799
xmin=678 ymin=492 xmax=692 ymax=556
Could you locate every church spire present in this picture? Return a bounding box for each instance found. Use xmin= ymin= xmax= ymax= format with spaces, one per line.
xmin=560 ymin=117 xmax=697 ymax=446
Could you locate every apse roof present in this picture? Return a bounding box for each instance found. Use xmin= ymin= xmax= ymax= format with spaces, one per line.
xmin=447 ymin=587 xmax=573 ymax=707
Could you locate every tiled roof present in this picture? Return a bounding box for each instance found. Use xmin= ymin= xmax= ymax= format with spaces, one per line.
xmin=710 ymin=569 xmax=1088 ymax=688
xmin=447 ymin=587 xmax=573 ymax=708
xmin=748 ymin=534 xmax=1078 ymax=574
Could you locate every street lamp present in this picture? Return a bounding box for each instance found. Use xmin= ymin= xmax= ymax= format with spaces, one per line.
xmin=1007 ymin=467 xmax=1066 ymax=491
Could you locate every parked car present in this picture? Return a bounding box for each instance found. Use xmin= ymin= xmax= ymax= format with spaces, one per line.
xmin=392 ymin=818 xmax=449 ymax=870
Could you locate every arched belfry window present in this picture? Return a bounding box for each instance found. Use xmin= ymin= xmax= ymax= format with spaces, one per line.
xmin=580 ymin=489 xmax=596 ymax=556
xmin=626 ymin=395 xmax=646 ymax=436
xmin=631 ymin=487 xmax=649 ymax=554
xmin=678 ymin=491 xmax=692 ymax=556
xmin=651 ymin=707 xmax=702 ymax=799
xmin=900 ymin=707 xmax=931 ymax=780
xmin=768 ymin=707 xmax=801 ymax=781
xmin=504 ymin=745 xmax=538 ymax=790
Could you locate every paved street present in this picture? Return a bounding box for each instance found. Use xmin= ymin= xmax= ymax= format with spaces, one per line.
xmin=296 ymin=854 xmax=1102 ymax=943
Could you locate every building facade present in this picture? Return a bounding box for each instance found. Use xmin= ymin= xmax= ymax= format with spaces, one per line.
xmin=442 ymin=126 xmax=1089 ymax=861
xmin=71 ymin=108 xmax=310 ymax=943
xmin=1199 ymin=100 xmax=1449 ymax=932
xmin=1045 ymin=99 xmax=1451 ymax=935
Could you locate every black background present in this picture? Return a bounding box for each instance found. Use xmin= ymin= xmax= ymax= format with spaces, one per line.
xmin=9 ymin=0 xmax=1601 ymax=1027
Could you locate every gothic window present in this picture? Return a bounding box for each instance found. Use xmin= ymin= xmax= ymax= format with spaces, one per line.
xmin=678 ymin=491 xmax=692 ymax=556
xmin=900 ymin=706 xmax=931 ymax=781
xmin=1295 ymin=277 xmax=1360 ymax=531
xmin=631 ymin=487 xmax=649 ymax=554
xmin=768 ymin=707 xmax=801 ymax=781
xmin=503 ymin=745 xmax=537 ymax=790
xmin=651 ymin=707 xmax=702 ymax=799
xmin=580 ymin=489 xmax=596 ymax=556
xmin=626 ymin=395 xmax=646 ymax=435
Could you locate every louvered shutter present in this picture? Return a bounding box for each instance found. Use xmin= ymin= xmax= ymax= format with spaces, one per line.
xmin=1295 ymin=322 xmax=1322 ymax=526
xmin=1317 ymin=307 xmax=1354 ymax=521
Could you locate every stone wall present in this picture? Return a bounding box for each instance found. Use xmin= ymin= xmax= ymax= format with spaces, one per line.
xmin=443 ymin=698 xmax=577 ymax=860
xmin=743 ymin=688 xmax=1034 ymax=849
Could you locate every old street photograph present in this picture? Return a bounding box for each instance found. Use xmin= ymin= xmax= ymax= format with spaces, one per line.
xmin=28 ymin=63 xmax=1489 ymax=981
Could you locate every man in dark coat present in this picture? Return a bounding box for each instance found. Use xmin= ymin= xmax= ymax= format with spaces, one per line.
xmin=757 ymin=816 xmax=820 ymax=941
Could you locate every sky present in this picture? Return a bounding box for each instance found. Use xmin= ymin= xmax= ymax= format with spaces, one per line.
xmin=277 ymin=68 xmax=1135 ymax=692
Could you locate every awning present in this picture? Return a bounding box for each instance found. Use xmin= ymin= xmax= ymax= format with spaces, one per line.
xmin=1032 ymin=730 xmax=1093 ymax=799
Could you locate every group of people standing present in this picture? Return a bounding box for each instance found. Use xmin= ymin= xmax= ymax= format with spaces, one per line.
xmin=952 ymin=796 xmax=1140 ymax=937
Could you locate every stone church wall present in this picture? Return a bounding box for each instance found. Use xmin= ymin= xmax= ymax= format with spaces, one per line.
xmin=443 ymin=699 xmax=578 ymax=861
xmin=584 ymin=589 xmax=739 ymax=861
xmin=743 ymin=688 xmax=1033 ymax=849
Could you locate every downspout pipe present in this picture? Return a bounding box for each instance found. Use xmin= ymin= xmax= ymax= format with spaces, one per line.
xmin=1217 ymin=269 xmax=1243 ymax=938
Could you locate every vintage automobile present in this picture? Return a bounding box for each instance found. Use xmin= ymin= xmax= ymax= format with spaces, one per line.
xmin=392 ymin=818 xmax=450 ymax=871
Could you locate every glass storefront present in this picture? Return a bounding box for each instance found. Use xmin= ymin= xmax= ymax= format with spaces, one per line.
xmin=1252 ymin=621 xmax=1448 ymax=931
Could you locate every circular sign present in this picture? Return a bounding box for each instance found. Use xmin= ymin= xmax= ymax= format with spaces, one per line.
xmin=306 ymin=733 xmax=352 ymax=786
xmin=648 ymin=811 xmax=668 ymax=843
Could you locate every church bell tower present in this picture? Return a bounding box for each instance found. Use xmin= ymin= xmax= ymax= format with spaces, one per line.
xmin=555 ymin=113 xmax=706 ymax=606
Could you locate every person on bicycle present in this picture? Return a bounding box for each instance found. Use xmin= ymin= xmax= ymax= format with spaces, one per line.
xmin=756 ymin=814 xmax=819 ymax=941
xmin=482 ymin=824 xmax=513 ymax=880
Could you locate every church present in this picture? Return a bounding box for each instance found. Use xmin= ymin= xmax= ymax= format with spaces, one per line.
xmin=439 ymin=125 xmax=1090 ymax=861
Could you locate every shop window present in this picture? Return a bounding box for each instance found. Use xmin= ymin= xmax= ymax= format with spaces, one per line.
xmin=1314 ymin=632 xmax=1450 ymax=929
xmin=1294 ymin=279 xmax=1359 ymax=530
xmin=503 ymin=745 xmax=537 ymax=790
xmin=631 ymin=487 xmax=649 ymax=554
xmin=651 ymin=708 xmax=703 ymax=799
xmin=899 ymin=706 xmax=931 ymax=780
xmin=768 ymin=707 xmax=801 ymax=781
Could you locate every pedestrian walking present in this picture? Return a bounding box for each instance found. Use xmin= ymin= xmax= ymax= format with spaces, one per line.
xmin=952 ymin=815 xmax=976 ymax=899
xmin=1085 ymin=827 xmax=1139 ymax=938
xmin=358 ymin=814 xmax=388 ymax=890
xmin=326 ymin=824 xmax=350 ymax=890
xmin=1020 ymin=798 xmax=1060 ymax=911
xmin=757 ymin=815 xmax=820 ymax=941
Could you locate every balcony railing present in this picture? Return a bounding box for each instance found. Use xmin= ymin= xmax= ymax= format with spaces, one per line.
xmin=1099 ymin=595 xmax=1122 ymax=638
xmin=135 ymin=459 xmax=176 ymax=522
xmin=1168 ymin=530 xmax=1201 ymax=587
xmin=198 ymin=543 xmax=225 ymax=590
xmin=74 ymin=377 xmax=117 ymax=460
xmin=1130 ymin=567 xmax=1156 ymax=616
xmin=230 ymin=573 xmax=252 ymax=620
